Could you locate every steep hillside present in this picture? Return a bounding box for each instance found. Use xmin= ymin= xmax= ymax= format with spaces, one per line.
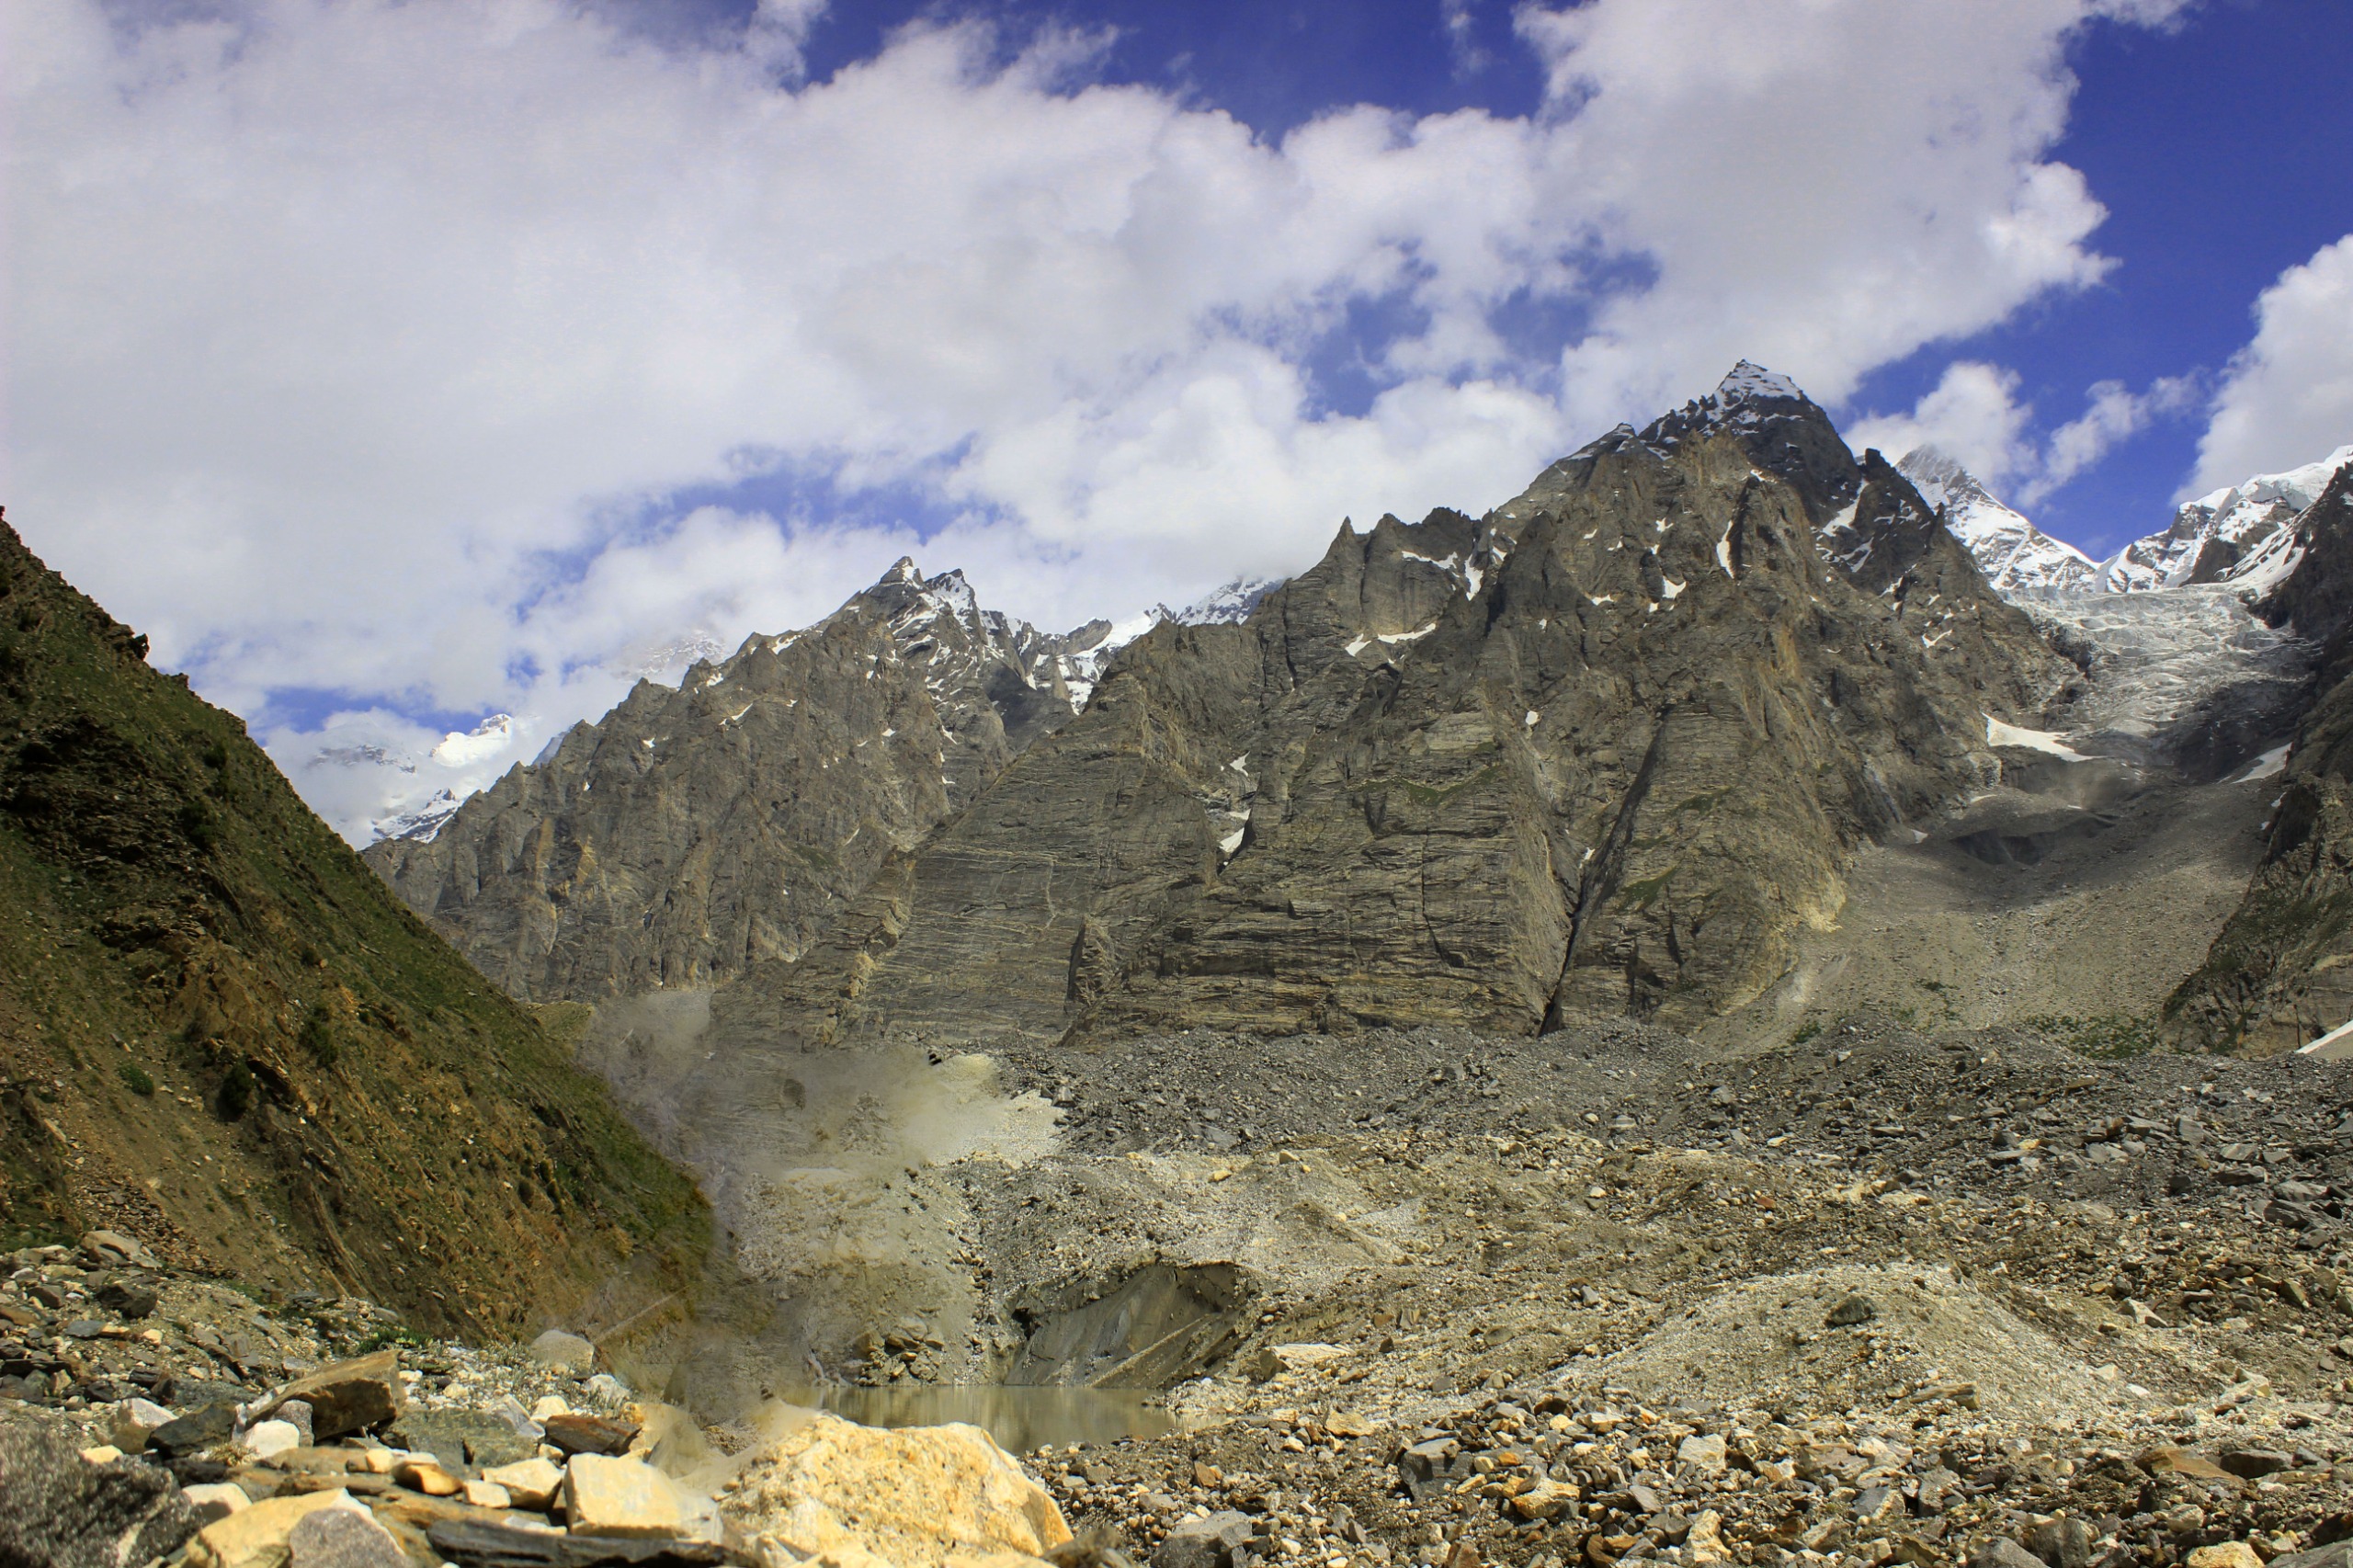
xmin=702 ymin=368 xmax=2074 ymax=1051
xmin=0 ymin=511 xmax=709 ymax=1336
xmin=366 ymin=562 xmax=1104 ymax=1002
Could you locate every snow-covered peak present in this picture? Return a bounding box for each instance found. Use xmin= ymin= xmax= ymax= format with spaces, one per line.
xmin=2094 ymin=444 xmax=2353 ymax=594
xmin=2189 ymin=444 xmax=2353 ymax=523
xmin=1165 ymin=575 xmax=1285 ymax=626
xmin=1897 ymin=447 xmax=2097 ymax=594
xmin=429 ymin=713 xmax=516 ymax=767
xmin=373 ymin=788 xmax=463 ymax=844
xmin=1712 ymin=360 xmax=1806 ymax=404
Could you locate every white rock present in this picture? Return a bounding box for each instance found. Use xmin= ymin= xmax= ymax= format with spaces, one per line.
xmin=482 ymin=1456 xmax=565 ymax=1510
xmin=182 ymin=1483 xmax=252 ymax=1520
xmin=241 ymin=1420 xmax=302 ymax=1460
xmin=112 ymin=1397 xmax=176 ymax=1452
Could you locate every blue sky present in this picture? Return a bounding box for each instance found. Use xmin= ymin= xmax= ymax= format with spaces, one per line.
xmin=9 ymin=0 xmax=2353 ymax=836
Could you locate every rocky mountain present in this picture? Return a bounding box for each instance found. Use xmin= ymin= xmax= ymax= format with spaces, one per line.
xmin=2168 ymin=461 xmax=2353 ymax=1049
xmin=687 ymin=365 xmax=2072 ymax=1055
xmin=2096 ymin=444 xmax=2353 ymax=594
xmin=0 ymin=511 xmax=708 ymax=1335
xmin=1897 ymin=446 xmax=2098 ymax=593
xmin=365 ymin=561 xmax=1119 ymax=1002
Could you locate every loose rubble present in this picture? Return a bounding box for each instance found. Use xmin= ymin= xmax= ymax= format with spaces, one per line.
xmin=5 ymin=1017 xmax=2350 ymax=1568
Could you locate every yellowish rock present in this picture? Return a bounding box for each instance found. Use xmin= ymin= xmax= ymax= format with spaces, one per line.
xmin=185 ymin=1489 xmax=370 ymax=1568
xmin=483 ymin=1457 xmax=565 ymax=1510
xmin=722 ymin=1414 xmax=1071 ymax=1568
xmin=394 ymin=1459 xmax=462 ymax=1497
xmin=564 ymin=1453 xmax=685 ymax=1539
xmin=1506 ymin=1478 xmax=1578 ymax=1522
xmin=1686 ymin=1509 xmax=1730 ymax=1566
xmin=2187 ymin=1546 xmax=2265 ymax=1568
xmin=78 ymin=1444 xmax=125 ymax=1464
xmin=463 ymin=1479 xmax=514 ymax=1509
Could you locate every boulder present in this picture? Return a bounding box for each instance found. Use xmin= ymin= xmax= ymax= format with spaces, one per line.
xmin=2186 ymin=1548 xmax=2265 ymax=1568
xmin=564 ymin=1454 xmax=686 ymax=1540
xmin=1506 ymin=1479 xmax=1580 ymax=1523
xmin=2267 ymin=1547 xmax=2353 ymax=1568
xmin=261 ymin=1352 xmax=403 ymax=1440
xmin=1676 ymin=1433 xmax=1728 ymax=1478
xmin=151 ymin=1403 xmax=241 ymax=1458
xmin=79 ymin=1230 xmax=161 ymax=1269
xmin=241 ymin=1420 xmax=302 ymax=1460
xmin=285 ymin=1508 xmax=409 ymax=1568
xmin=0 ymin=1420 xmax=200 ymax=1568
xmin=1968 ymin=1540 xmax=2049 ymax=1568
xmin=108 ymin=1396 xmax=176 ymax=1452
xmin=528 ymin=1331 xmax=598 ymax=1377
xmin=542 ymin=1413 xmax=641 ymax=1458
xmin=720 ymin=1413 xmax=1072 ymax=1568
xmin=2025 ymin=1517 xmax=2097 ymax=1568
xmin=2138 ymin=1448 xmax=2233 ymax=1481
xmin=1824 ymin=1295 xmax=1878 ymax=1327
xmin=1153 ymin=1511 xmax=1255 ymax=1568
xmin=388 ymin=1410 xmax=540 ymax=1475
xmin=481 ymin=1457 xmax=565 ymax=1510
xmin=186 ymin=1483 xmax=255 ymax=1523
xmin=184 ymin=1489 xmax=371 ymax=1568
xmin=425 ymin=1518 xmax=724 ymax=1568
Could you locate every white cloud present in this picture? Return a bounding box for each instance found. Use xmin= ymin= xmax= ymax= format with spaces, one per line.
xmin=2193 ymin=233 xmax=2353 ymax=494
xmin=2029 ymin=373 xmax=2195 ymax=502
xmin=2 ymin=0 xmax=2186 ymax=837
xmin=1849 ymin=363 xmax=2038 ymax=484
xmin=1850 ymin=362 xmax=2198 ymax=506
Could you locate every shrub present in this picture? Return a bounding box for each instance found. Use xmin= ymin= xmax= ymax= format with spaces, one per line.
xmin=216 ymin=1062 xmax=255 ymax=1120
xmin=117 ymin=1062 xmax=155 ymax=1096
xmin=299 ymin=1004 xmax=340 ymax=1069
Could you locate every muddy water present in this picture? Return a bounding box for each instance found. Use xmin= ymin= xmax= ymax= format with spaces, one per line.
xmin=758 ymin=1383 xmax=1177 ymax=1451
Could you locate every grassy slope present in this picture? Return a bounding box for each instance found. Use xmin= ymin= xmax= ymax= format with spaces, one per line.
xmin=0 ymin=512 xmax=710 ymax=1339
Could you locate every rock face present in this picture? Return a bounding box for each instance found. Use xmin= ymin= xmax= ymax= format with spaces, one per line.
xmin=703 ymin=365 xmax=2071 ymax=1048
xmin=0 ymin=511 xmax=708 ymax=1335
xmin=365 ymin=562 xmax=1102 ymax=1003
xmin=2168 ymin=465 xmax=2353 ymax=1049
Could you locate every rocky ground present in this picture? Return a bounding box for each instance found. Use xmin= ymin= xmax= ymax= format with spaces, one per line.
xmin=966 ymin=1022 xmax=2353 ymax=1568
xmin=7 ymin=1019 xmax=2353 ymax=1568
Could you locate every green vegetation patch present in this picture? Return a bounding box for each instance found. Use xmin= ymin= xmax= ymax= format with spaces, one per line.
xmin=2023 ymin=1012 xmax=2163 ymax=1060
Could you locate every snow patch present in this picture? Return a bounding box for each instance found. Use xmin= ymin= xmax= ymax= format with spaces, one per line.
xmin=2233 ymin=744 xmax=2290 ymax=783
xmin=1984 ymin=717 xmax=2086 ymax=761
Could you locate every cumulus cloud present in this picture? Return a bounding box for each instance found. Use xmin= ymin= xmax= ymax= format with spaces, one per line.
xmin=1848 ymin=363 xmax=2039 ymax=485
xmin=1851 ymin=362 xmax=2198 ymax=507
xmin=2193 ymin=234 xmax=2353 ymax=493
xmin=2030 ymin=374 xmax=2196 ymax=502
xmin=2 ymin=0 xmax=2186 ymax=836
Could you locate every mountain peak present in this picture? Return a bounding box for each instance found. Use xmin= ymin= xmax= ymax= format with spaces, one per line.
xmin=1711 ymin=360 xmax=1808 ymax=405
xmin=1895 ymin=446 xmax=2096 ymax=594
xmin=1896 ymin=444 xmax=1972 ymax=493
